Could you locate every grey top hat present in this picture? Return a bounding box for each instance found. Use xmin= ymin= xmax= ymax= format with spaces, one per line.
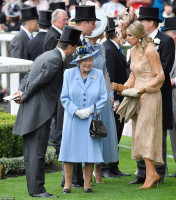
xmin=71 ymin=5 xmax=100 ymax=22
xmin=138 ymin=7 xmax=162 ymax=23
xmin=21 ymin=6 xmax=38 ymax=22
xmin=5 ymin=1 xmax=21 ymax=18
xmin=56 ymin=25 xmax=82 ymax=46
xmin=163 ymin=17 xmax=176 ymax=31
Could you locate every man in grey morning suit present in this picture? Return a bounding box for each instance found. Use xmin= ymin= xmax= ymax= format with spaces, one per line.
xmin=10 ymin=6 xmax=38 ymax=59
xmin=12 ymin=26 xmax=82 ymax=198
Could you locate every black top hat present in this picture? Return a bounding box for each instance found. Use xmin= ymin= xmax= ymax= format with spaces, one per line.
xmin=49 ymin=2 xmax=65 ymax=11
xmin=67 ymin=0 xmax=79 ymax=8
xmin=56 ymin=25 xmax=82 ymax=45
xmin=38 ymin=10 xmax=52 ymax=26
xmin=71 ymin=5 xmax=100 ymax=22
xmin=138 ymin=7 xmax=162 ymax=23
xmin=106 ymin=17 xmax=117 ymax=32
xmin=21 ymin=6 xmax=38 ymax=22
xmin=163 ymin=17 xmax=176 ymax=31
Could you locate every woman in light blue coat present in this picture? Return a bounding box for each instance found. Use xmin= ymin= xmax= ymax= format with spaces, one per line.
xmin=59 ymin=45 xmax=107 ymax=194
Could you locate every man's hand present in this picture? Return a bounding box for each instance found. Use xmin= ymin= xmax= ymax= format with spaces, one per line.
xmin=171 ymin=78 xmax=175 ymax=87
xmin=12 ymin=91 xmax=23 ymax=104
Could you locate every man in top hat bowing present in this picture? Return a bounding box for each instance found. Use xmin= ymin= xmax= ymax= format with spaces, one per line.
xmin=130 ymin=7 xmax=175 ymax=185
xmin=10 ymin=6 xmax=38 ymax=60
xmin=28 ymin=10 xmax=52 ymax=61
xmin=12 ymin=25 xmax=82 ymax=198
xmin=43 ymin=8 xmax=68 ymax=51
xmin=60 ymin=5 xmax=100 ymax=188
xmin=163 ymin=17 xmax=176 ymax=177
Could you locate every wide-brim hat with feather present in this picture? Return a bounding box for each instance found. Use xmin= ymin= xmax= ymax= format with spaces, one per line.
xmin=70 ymin=45 xmax=99 ymax=64
xmin=5 ymin=1 xmax=21 ymax=18
xmin=86 ymin=10 xmax=107 ymax=38
xmin=138 ymin=7 xmax=162 ymax=23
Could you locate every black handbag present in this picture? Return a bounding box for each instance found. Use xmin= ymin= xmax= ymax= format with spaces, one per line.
xmin=90 ymin=105 xmax=107 ymax=138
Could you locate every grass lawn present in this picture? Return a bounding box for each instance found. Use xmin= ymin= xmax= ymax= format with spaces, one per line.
xmin=0 ymin=135 xmax=176 ymax=200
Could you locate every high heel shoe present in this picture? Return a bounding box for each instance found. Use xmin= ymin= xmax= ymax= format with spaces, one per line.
xmin=93 ymin=171 xmax=104 ymax=184
xmin=139 ymin=174 xmax=160 ymax=189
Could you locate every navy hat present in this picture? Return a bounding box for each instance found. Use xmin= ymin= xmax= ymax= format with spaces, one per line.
xmin=5 ymin=1 xmax=21 ymax=17
xmin=21 ymin=6 xmax=38 ymax=22
xmin=56 ymin=25 xmax=82 ymax=46
xmin=49 ymin=2 xmax=65 ymax=11
xmin=38 ymin=10 xmax=52 ymax=26
xmin=138 ymin=7 xmax=162 ymax=23
xmin=163 ymin=17 xmax=176 ymax=31
xmin=71 ymin=5 xmax=100 ymax=22
xmin=70 ymin=45 xmax=99 ymax=64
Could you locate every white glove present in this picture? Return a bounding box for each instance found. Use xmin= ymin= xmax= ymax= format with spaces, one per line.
xmin=75 ymin=108 xmax=92 ymax=119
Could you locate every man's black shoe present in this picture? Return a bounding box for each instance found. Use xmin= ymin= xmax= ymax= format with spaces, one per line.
xmin=167 ymin=173 xmax=176 ymax=177
xmin=158 ymin=178 xmax=164 ymax=185
xmin=31 ymin=192 xmax=58 ymax=198
xmin=129 ymin=177 xmax=145 ymax=184
xmin=102 ymin=171 xmax=120 ymax=178
xmin=116 ymin=170 xmax=131 ymax=177
xmin=72 ymin=183 xmax=84 ymax=188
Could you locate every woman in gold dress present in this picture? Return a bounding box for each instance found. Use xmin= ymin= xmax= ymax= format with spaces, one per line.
xmin=115 ymin=20 xmax=165 ymax=189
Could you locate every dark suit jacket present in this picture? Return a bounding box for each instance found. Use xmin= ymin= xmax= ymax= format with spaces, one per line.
xmin=103 ymin=39 xmax=128 ymax=102
xmin=155 ymin=31 xmax=175 ymax=130
xmin=43 ymin=27 xmax=61 ymax=51
xmin=27 ymin=31 xmax=47 ymax=61
xmin=10 ymin=29 xmax=30 ymax=59
xmin=13 ymin=48 xmax=64 ymax=136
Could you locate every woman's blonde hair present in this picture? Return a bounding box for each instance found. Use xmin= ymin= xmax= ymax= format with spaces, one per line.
xmin=126 ymin=20 xmax=153 ymax=57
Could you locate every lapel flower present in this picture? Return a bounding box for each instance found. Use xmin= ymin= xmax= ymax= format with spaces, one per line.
xmin=153 ymin=38 xmax=161 ymax=45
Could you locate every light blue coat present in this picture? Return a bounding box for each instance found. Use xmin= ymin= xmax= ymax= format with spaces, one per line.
xmin=59 ymin=66 xmax=107 ymax=163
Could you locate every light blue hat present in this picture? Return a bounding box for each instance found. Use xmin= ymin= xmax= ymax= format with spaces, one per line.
xmin=70 ymin=45 xmax=99 ymax=64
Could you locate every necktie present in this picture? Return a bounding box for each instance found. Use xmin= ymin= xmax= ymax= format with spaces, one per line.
xmin=82 ymin=38 xmax=87 ymax=45
xmin=119 ymin=48 xmax=123 ymax=54
xmin=30 ymin=35 xmax=33 ymax=40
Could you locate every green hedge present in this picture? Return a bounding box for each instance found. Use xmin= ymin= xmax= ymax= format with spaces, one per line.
xmin=0 ymin=112 xmax=23 ymax=158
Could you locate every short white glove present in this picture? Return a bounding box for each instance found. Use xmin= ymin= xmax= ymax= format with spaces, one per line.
xmin=75 ymin=108 xmax=92 ymax=119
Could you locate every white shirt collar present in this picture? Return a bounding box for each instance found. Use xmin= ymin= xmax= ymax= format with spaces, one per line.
xmin=52 ymin=25 xmax=62 ymax=34
xmin=57 ymin=47 xmax=66 ymax=61
xmin=21 ymin=26 xmax=32 ymax=39
xmin=110 ymin=39 xmax=120 ymax=49
xmin=149 ymin=29 xmax=158 ymax=40
xmin=39 ymin=29 xmax=48 ymax=33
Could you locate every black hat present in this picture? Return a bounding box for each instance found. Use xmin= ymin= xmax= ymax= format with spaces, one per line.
xmin=163 ymin=17 xmax=176 ymax=31
xmin=49 ymin=2 xmax=65 ymax=11
xmin=106 ymin=17 xmax=117 ymax=32
xmin=56 ymin=25 xmax=82 ymax=45
xmin=0 ymin=12 xmax=6 ymax=24
xmin=38 ymin=10 xmax=52 ymax=26
xmin=67 ymin=0 xmax=79 ymax=8
xmin=21 ymin=6 xmax=38 ymax=22
xmin=71 ymin=5 xmax=100 ymax=22
xmin=138 ymin=7 xmax=162 ymax=23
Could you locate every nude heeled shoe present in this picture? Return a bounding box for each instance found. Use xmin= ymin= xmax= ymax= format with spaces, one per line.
xmin=139 ymin=174 xmax=160 ymax=189
xmin=93 ymin=171 xmax=104 ymax=184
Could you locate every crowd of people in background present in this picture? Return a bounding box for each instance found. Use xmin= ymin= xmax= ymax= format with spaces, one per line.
xmin=1 ymin=0 xmax=176 ymax=198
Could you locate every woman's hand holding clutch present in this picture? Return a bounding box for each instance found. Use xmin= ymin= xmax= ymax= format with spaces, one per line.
xmin=111 ymin=82 xmax=129 ymax=94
